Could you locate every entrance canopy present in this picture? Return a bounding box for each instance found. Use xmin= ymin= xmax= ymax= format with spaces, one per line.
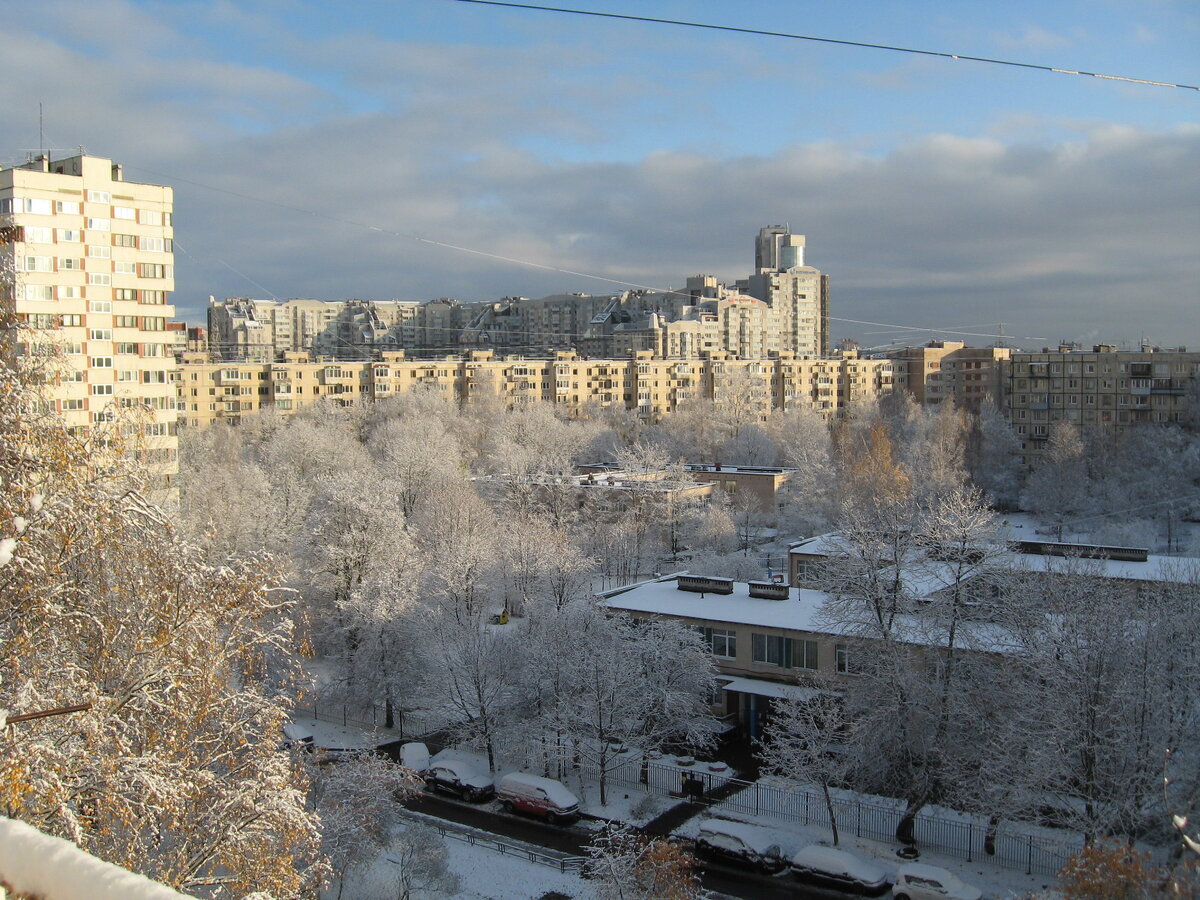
xmin=719 ymin=676 xmax=828 ymax=702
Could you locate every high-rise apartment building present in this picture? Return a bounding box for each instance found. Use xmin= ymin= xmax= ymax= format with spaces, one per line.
xmin=1 ymin=153 xmax=178 ymax=483
xmin=740 ymin=226 xmax=829 ymax=358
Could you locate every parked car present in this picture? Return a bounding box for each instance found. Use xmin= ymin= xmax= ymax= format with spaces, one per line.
xmin=894 ymin=863 xmax=983 ymax=900
xmin=424 ymin=760 xmax=494 ymax=802
xmin=398 ymin=741 xmax=430 ymax=773
xmin=692 ymin=818 xmax=785 ymax=874
xmin=496 ymin=772 xmax=581 ymax=823
xmin=788 ymin=844 xmax=891 ymax=896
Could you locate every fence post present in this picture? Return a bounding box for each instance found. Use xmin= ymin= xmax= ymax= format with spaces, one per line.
xmin=1026 ymin=835 xmax=1033 ymax=875
xmin=967 ymin=821 xmax=972 ymax=862
xmin=856 ymin=800 xmax=862 ymax=838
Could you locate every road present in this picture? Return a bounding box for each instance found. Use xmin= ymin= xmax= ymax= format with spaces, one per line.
xmin=404 ymin=791 xmax=866 ymax=900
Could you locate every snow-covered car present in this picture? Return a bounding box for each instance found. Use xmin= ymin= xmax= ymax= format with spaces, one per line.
xmin=894 ymin=863 xmax=983 ymax=900
xmin=423 ymin=760 xmax=494 ymax=802
xmin=788 ymin=844 xmax=891 ymax=896
xmin=496 ymin=772 xmax=580 ymax=823
xmin=398 ymin=741 xmax=430 ymax=773
xmin=692 ymin=818 xmax=785 ymax=874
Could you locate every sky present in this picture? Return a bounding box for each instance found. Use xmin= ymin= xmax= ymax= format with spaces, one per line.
xmin=4 ymin=0 xmax=1197 ymax=351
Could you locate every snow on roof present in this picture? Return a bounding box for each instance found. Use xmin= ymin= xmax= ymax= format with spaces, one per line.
xmin=697 ymin=817 xmax=782 ymax=852
xmin=601 ymin=577 xmax=834 ymax=633
xmin=719 ymin=677 xmax=826 ymax=701
xmin=790 ymin=844 xmax=890 ymax=883
xmin=500 ymin=772 xmax=579 ymax=807
xmin=0 ymin=816 xmax=190 ymax=900
xmin=787 ymin=532 xmax=853 ymax=556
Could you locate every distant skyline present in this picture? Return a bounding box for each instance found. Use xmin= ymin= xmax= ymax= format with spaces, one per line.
xmin=4 ymin=0 xmax=1197 ymax=351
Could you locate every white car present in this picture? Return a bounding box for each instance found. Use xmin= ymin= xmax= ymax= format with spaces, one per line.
xmin=789 ymin=844 xmax=891 ymax=896
xmin=894 ymin=863 xmax=983 ymax=900
xmin=693 ymin=818 xmax=785 ymax=874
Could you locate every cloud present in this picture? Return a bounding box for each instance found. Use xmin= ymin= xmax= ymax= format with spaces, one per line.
xmin=4 ymin=1 xmax=1196 ymax=352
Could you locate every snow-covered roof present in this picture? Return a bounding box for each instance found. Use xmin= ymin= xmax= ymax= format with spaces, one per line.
xmin=601 ymin=577 xmax=834 ymax=633
xmin=719 ymin=676 xmax=826 ymax=701
xmin=697 ymin=818 xmax=782 ymax=853
xmin=788 ymin=532 xmax=854 ymax=557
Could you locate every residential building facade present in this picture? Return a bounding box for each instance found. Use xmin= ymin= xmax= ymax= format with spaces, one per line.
xmin=1004 ymin=345 xmax=1200 ymax=464
xmin=888 ymin=340 xmax=1011 ymax=409
xmin=1 ymin=153 xmax=178 ymax=483
xmin=175 ymin=349 xmax=895 ymax=428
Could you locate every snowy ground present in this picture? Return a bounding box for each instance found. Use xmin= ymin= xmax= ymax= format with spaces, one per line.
xmin=288 ymin=714 xmax=405 ymax=752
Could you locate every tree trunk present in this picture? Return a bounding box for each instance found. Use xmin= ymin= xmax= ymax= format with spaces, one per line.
xmin=822 ymin=781 xmax=840 ymax=846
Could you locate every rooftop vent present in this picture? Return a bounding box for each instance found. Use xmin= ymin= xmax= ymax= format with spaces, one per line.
xmin=1012 ymin=540 xmax=1149 ymax=563
xmin=747 ymin=581 xmax=790 ymax=601
xmin=677 ymin=575 xmax=734 ymax=595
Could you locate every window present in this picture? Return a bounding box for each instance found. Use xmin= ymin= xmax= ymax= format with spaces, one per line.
xmin=87 ymin=190 xmax=111 ymax=204
xmin=86 ymin=218 xmax=110 ymax=231
xmin=90 ymin=357 xmax=113 ymax=368
xmin=115 ymin=289 xmax=137 ymax=302
xmin=112 ymin=233 xmax=137 ymax=248
xmin=57 ymin=228 xmax=82 ymax=243
xmin=117 ymin=370 xmax=138 ymax=383
xmin=58 ymin=257 xmax=83 ymax=270
xmin=142 ymin=343 xmax=164 ymax=357
xmin=835 ymin=643 xmax=860 ymax=675
xmin=88 ymin=273 xmax=111 ymax=286
xmin=115 ymin=315 xmax=137 ymax=328
xmin=91 ymin=384 xmax=113 ymax=396
xmin=24 ymin=226 xmax=53 ymax=243
xmin=56 ymin=200 xmax=81 ymax=215
xmin=116 ymin=342 xmax=138 ymax=355
xmin=138 ymin=209 xmax=162 ymax=226
xmin=18 ymin=198 xmax=53 ymax=215
xmin=24 ymin=255 xmax=53 ymax=272
xmin=89 ymin=300 xmax=112 ymax=313
xmin=140 ymin=290 xmax=167 ymax=305
xmin=23 ymin=285 xmax=53 ymax=301
xmin=113 ymin=206 xmax=136 ymax=220
xmin=114 ymin=261 xmax=136 ymax=275
xmin=752 ymin=633 xmax=786 ymax=666
xmin=89 ymin=329 xmax=112 ymax=341
xmin=790 ymin=639 xmax=819 ymax=670
xmin=61 ymin=398 xmax=85 ymax=411
xmin=61 ymin=369 xmax=85 ymax=383
xmin=61 ymin=314 xmax=82 ymax=327
xmin=87 ymin=244 xmax=111 ymax=258
xmin=143 ymin=370 xmax=167 ymax=384
xmin=25 ymin=314 xmax=57 ymax=329
xmin=699 ymin=627 xmax=737 ymax=659
xmin=140 ymin=236 xmax=164 ymax=252
xmin=138 ymin=263 xmax=169 ymax=279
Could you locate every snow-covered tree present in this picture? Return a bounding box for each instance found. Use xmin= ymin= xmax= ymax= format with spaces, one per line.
xmin=586 ymin=823 xmax=702 ymax=900
xmin=387 ymin=822 xmax=460 ymax=900
xmin=758 ymin=689 xmax=853 ymax=845
xmin=0 ymin=305 xmax=322 ymax=897
xmin=314 ymin=752 xmax=421 ymax=899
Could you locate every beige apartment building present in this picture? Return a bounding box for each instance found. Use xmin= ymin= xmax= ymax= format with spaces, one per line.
xmin=2 ymin=153 xmax=178 ymax=483
xmin=1004 ymin=345 xmax=1200 ymax=464
xmin=888 ymin=340 xmax=1011 ymax=409
xmin=176 ymin=348 xmax=894 ymax=428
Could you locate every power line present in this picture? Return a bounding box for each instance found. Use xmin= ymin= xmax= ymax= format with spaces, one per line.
xmin=448 ymin=0 xmax=1200 ymax=92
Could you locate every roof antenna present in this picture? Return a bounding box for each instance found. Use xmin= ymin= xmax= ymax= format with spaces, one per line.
xmin=39 ymin=102 xmax=44 ymax=157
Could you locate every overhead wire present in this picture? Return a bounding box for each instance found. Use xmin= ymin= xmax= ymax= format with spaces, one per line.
xmin=447 ymin=0 xmax=1200 ymax=92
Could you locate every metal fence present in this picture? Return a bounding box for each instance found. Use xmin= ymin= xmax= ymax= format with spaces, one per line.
xmin=576 ymin=757 xmax=1080 ymax=877
xmin=398 ymin=812 xmax=586 ymax=874
xmin=302 ymin=702 xmax=450 ymax=741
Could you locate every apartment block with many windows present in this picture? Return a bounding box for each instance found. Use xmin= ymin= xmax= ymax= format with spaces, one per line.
xmin=1 ymin=153 xmax=178 ymax=482
xmin=1004 ymin=345 xmax=1199 ymax=464
xmin=175 ymin=349 xmax=894 ymax=428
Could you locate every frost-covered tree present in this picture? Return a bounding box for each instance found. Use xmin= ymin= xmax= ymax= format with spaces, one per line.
xmin=586 ymin=823 xmax=702 ymax=900
xmin=554 ymin=605 xmax=718 ymax=805
xmin=314 ymin=752 xmax=420 ymax=899
xmin=0 ymin=305 xmax=322 ymax=897
xmin=387 ymin=822 xmax=460 ymax=900
xmin=759 ymin=690 xmax=853 ymax=845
